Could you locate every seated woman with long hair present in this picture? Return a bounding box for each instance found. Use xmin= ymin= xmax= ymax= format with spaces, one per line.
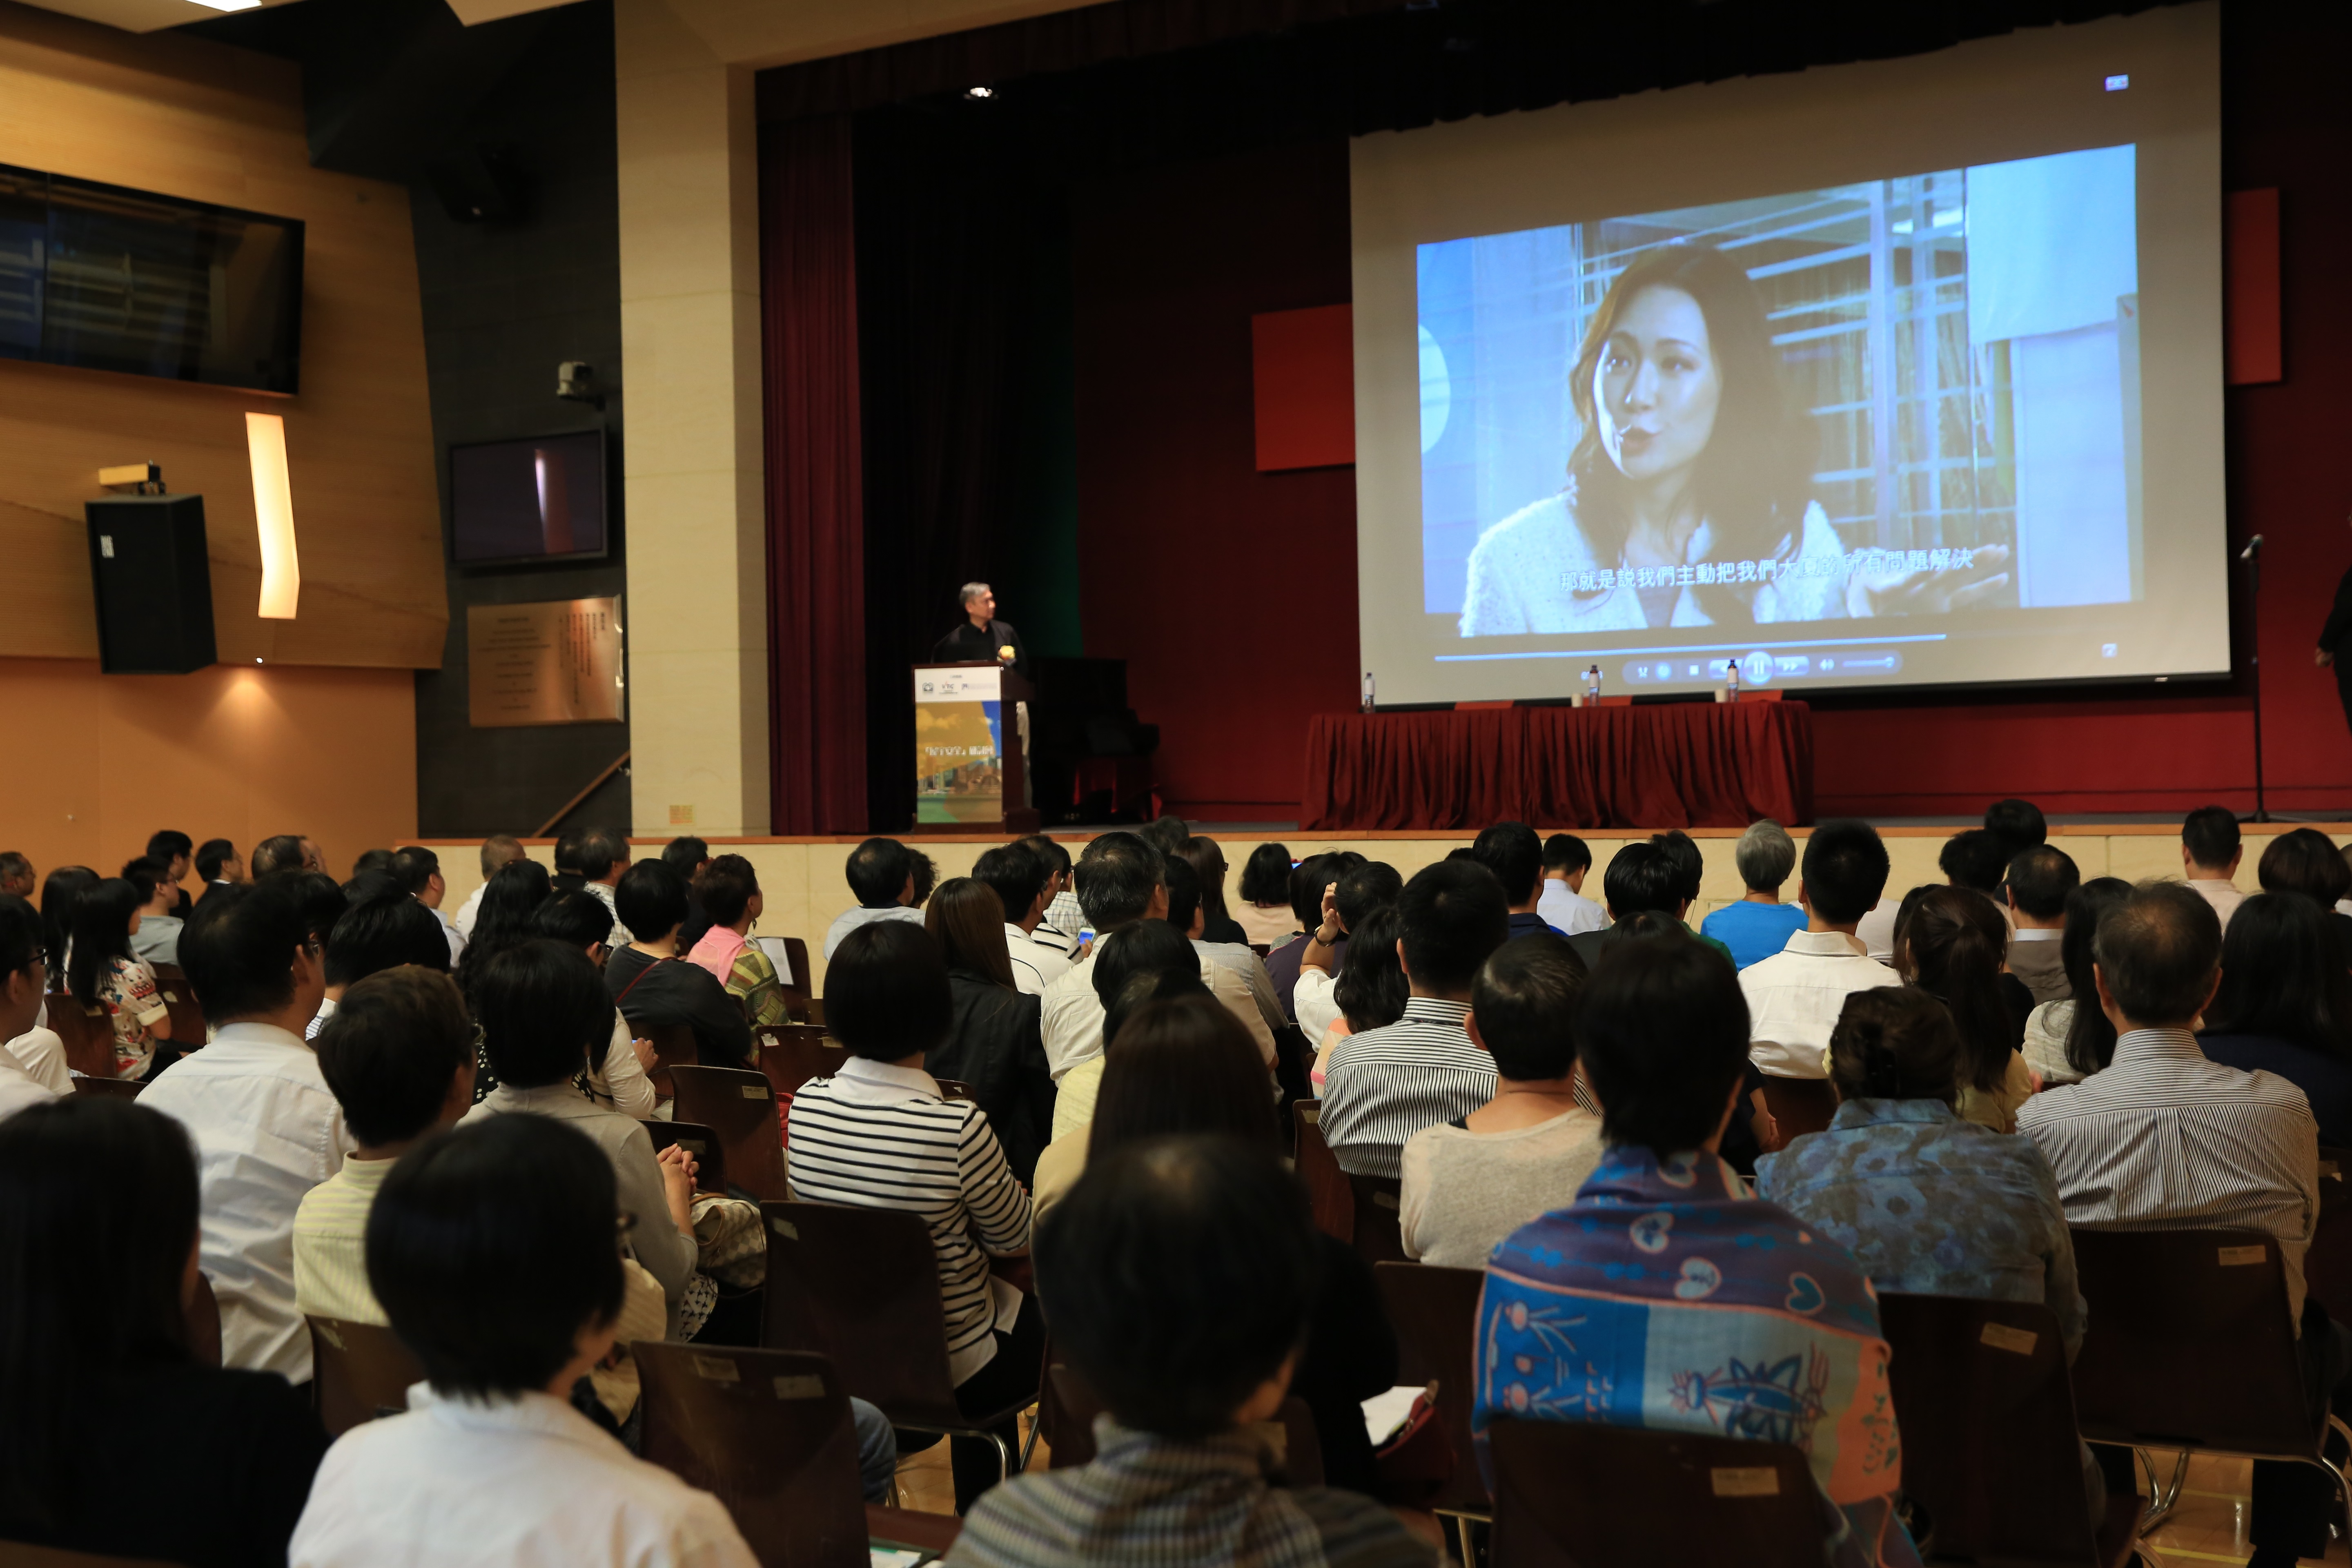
xmin=68 ymin=875 xmax=176 ymax=1081
xmin=923 ymin=876 xmax=1054 ymax=1183
xmin=2199 ymin=892 xmax=2352 ymax=1146
xmin=2020 ymin=876 xmax=2129 ymax=1086
xmin=0 ymin=1098 xmax=326 ymax=1565
xmin=1894 ymin=886 xmax=2033 ymax=1131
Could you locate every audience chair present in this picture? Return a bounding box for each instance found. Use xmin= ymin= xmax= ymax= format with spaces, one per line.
xmin=1486 ymin=1419 xmax=1824 ymax=1568
xmin=1878 ymin=1292 xmax=2141 ymax=1566
xmin=186 ymin=1272 xmax=221 ymax=1368
xmin=931 ymin=1078 xmax=976 ymax=1103
xmin=639 ymin=1022 xmax=698 ymax=1105
xmin=149 ymin=962 xmax=206 ymax=1046
xmin=1757 ymin=1076 xmax=1835 ymax=1149
xmin=2068 ymin=1226 xmax=2350 ymax=1535
xmin=0 ymin=1544 xmax=187 ymax=1567
xmin=308 ymin=1316 xmax=425 ymax=1437
xmin=1376 ymin=1261 xmax=1491 ymax=1560
xmin=634 ymin=1342 xmax=880 ymax=1566
xmin=1292 ymin=1101 xmax=1355 ymax=1245
xmin=42 ymin=992 xmax=117 ymax=1078
xmin=2304 ymin=1147 xmax=2352 ymax=1323
xmin=667 ymin=1065 xmax=788 ymax=1202
xmin=641 ymin=1118 xmax=729 ymax=1196
xmin=69 ymin=1077 xmax=143 ymax=1100
xmin=1043 ymin=1361 xmax=1324 ymax=1484
xmin=757 ymin=1025 xmax=844 ymax=1100
xmin=1270 ymin=1023 xmax=1313 ymax=1139
xmin=1347 ymin=1174 xmax=1409 ymax=1265
xmin=758 ymin=1200 xmax=1039 ymax=1487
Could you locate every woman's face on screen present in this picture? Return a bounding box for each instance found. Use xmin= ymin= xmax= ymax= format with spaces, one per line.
xmin=1594 ymin=285 xmax=1722 ymax=487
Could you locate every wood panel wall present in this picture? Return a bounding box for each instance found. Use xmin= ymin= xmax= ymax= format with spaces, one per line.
xmin=0 ymin=0 xmax=445 ymax=668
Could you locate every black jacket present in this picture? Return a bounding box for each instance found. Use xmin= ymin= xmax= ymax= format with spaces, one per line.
xmin=2323 ymin=564 xmax=2352 ymax=654
xmin=604 ymin=947 xmax=753 ymax=1069
xmin=928 ymin=968 xmax=1056 ymax=1182
xmin=931 ymin=617 xmax=1030 ymax=682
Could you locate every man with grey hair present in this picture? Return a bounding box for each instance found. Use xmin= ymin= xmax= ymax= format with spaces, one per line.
xmin=931 ymin=581 xmax=1029 ymax=679
xmin=1699 ymin=820 xmax=1808 ymax=969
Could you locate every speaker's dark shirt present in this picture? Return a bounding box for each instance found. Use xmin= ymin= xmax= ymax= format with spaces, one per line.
xmin=932 ymin=618 xmax=1028 ymax=681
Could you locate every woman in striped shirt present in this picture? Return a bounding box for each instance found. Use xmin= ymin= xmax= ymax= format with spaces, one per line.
xmin=785 ymin=920 xmax=1036 ymax=1512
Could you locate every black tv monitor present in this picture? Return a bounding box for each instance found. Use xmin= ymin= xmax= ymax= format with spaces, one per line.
xmin=449 ymin=431 xmax=607 ymax=566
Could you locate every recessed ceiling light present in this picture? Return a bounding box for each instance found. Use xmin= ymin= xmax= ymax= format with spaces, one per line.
xmin=189 ymin=0 xmax=263 ymax=11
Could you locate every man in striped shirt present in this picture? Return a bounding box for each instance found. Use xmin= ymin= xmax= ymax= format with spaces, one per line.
xmin=1320 ymin=860 xmax=1511 ymax=1180
xmin=2018 ymin=881 xmax=2329 ymax=1568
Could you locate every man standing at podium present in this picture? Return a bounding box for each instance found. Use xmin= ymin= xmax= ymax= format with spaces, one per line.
xmin=933 ymin=581 xmax=1029 ymax=680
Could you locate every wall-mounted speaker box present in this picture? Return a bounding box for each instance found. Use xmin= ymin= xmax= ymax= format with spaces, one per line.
xmin=84 ymin=494 xmax=217 ymax=674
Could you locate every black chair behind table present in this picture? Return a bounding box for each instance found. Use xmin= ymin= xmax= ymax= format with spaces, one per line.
xmin=1878 ymin=1292 xmax=2143 ymax=1567
xmin=641 ymin=1118 xmax=729 ymax=1196
xmin=70 ymin=1076 xmax=143 ymax=1100
xmin=148 ymin=962 xmax=205 ymax=1047
xmin=1044 ymin=1362 xmax=1324 ymax=1485
xmin=1757 ymin=1076 xmax=1834 ymax=1151
xmin=1292 ymin=1101 xmax=1355 ymax=1246
xmin=308 ymin=1315 xmax=426 ymax=1437
xmin=1486 ymin=1419 xmax=1825 ymax=1568
xmin=758 ymin=1199 xmax=1040 ymax=1486
xmin=633 ymin=1342 xmax=880 ymax=1568
xmin=185 ymin=1272 xmax=221 ymax=1368
xmin=639 ymin=1022 xmax=699 ymax=1107
xmin=2068 ymin=1225 xmax=2351 ymax=1534
xmin=1375 ymin=1261 xmax=1491 ymax=1560
xmin=668 ymin=1064 xmax=788 ymax=1203
xmin=43 ymin=992 xmax=117 ymax=1079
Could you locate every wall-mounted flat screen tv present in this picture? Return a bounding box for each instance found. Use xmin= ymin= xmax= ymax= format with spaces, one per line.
xmin=0 ymin=163 xmax=304 ymax=394
xmin=450 ymin=430 xmax=608 ymax=566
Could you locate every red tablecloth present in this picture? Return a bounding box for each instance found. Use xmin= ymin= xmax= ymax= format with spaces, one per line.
xmin=1299 ymin=702 xmax=1813 ymax=831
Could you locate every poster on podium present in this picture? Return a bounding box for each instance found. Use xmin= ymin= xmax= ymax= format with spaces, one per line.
xmin=914 ymin=664 xmax=1008 ymax=824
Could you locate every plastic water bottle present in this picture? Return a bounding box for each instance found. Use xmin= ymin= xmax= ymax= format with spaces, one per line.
xmin=1361 ymin=671 xmax=1376 ymax=712
xmin=1726 ymin=661 xmax=1741 ymax=702
xmin=1584 ymin=664 xmax=1602 ymax=701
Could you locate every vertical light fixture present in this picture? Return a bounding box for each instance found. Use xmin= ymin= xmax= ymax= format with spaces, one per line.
xmin=246 ymin=412 xmax=300 ymax=619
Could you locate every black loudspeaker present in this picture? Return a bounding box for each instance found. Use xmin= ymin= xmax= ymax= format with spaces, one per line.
xmin=84 ymin=494 xmax=217 ymax=674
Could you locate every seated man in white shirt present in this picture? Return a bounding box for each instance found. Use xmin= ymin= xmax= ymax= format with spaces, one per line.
xmin=452 ymin=834 xmax=525 ymax=939
xmin=0 ymin=893 xmax=63 ymax=1121
xmin=1015 ymin=834 xmax=1083 ymax=955
xmin=311 ymin=888 xmax=452 ymax=1041
xmin=1738 ymin=818 xmax=1901 ymax=1080
xmin=289 ymin=1114 xmax=760 ymax=1568
xmin=972 ymin=842 xmax=1070 ymax=996
xmin=821 ymin=836 xmax=928 ymax=960
xmin=124 ymin=856 xmax=185 ymax=968
xmin=1162 ymin=856 xmax=1283 ymax=1036
xmin=1537 ymin=833 xmax=1609 ymax=937
xmin=2181 ymin=804 xmax=2246 ymax=931
xmin=2017 ymin=881 xmax=2328 ymax=1568
xmin=390 ymin=846 xmax=466 ymax=967
xmin=140 ymin=879 xmax=352 ymax=1384
xmin=2003 ymin=844 xmax=2078 ymax=1007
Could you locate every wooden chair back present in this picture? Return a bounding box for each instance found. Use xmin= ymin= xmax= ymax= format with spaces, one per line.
xmin=1347 ymin=1173 xmax=1408 ymax=1264
xmin=1045 ymin=1362 xmax=1323 ymax=1484
xmin=185 ymin=1272 xmax=221 ymax=1368
xmin=931 ymin=1078 xmax=975 ymax=1103
xmin=1292 ymin=1101 xmax=1354 ymax=1245
xmin=639 ymin=1022 xmax=698 ymax=1104
xmin=71 ymin=1077 xmax=143 ymax=1100
xmin=758 ymin=1025 xmax=844 ymax=1100
xmin=308 ymin=1316 xmax=425 ymax=1436
xmin=1487 ymin=1419 xmax=1823 ymax=1568
xmin=1757 ymin=1076 xmax=1835 ymax=1149
xmin=2305 ymin=1145 xmax=2352 ymax=1322
xmin=1375 ymin=1261 xmax=1490 ymax=1518
xmin=44 ymin=992 xmax=116 ymax=1078
xmin=148 ymin=962 xmax=205 ymax=1046
xmin=642 ymin=1118 xmax=729 ymax=1196
xmin=635 ymin=1342 xmax=867 ymax=1568
xmin=668 ymin=1065 xmax=787 ymax=1201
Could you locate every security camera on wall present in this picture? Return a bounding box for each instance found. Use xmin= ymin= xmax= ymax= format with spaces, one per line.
xmin=557 ymin=361 xmax=596 ymax=403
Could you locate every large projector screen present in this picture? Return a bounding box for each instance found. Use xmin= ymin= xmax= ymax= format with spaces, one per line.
xmin=1350 ymin=5 xmax=2224 ymax=706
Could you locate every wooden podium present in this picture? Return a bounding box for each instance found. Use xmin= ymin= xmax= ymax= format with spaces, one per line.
xmin=911 ymin=662 xmax=1038 ymax=833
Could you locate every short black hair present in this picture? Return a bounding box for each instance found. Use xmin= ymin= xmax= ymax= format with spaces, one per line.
xmin=1334 ymin=862 xmax=1402 ymax=931
xmin=660 ymin=837 xmax=709 ymax=878
xmin=179 ymin=879 xmax=310 ymax=1022
xmin=614 ymin=859 xmax=688 ymax=944
xmin=367 ymin=1113 xmax=625 ymax=1398
xmin=2207 ymin=892 xmax=2352 ymax=1058
xmin=532 ymin=889 xmax=616 ymax=949
xmin=1075 ymin=832 xmax=1164 ymax=929
xmin=1093 ymin=919 xmax=1201 ymax=1017
xmin=1471 ymin=934 xmax=1588 ymax=1080
xmin=1469 ymin=822 xmax=1544 ymax=904
xmin=1542 ymin=833 xmax=1592 ymax=876
xmin=1983 ymin=799 xmax=2048 ymax=858
xmin=1938 ymin=829 xmax=2008 ymax=895
xmin=1648 ymin=831 xmax=1704 ymax=904
xmin=250 ymin=834 xmax=307 ymax=878
xmin=1037 ymin=1135 xmax=1318 ymax=1439
xmin=145 ymin=830 xmax=192 ymax=864
xmin=1015 ymin=834 xmax=1071 ymax=883
xmin=695 ymin=854 xmax=759 ymax=928
xmin=325 ymin=891 xmax=452 ymax=988
xmin=972 ymin=844 xmax=1047 ymax=929
xmin=845 ymin=837 xmax=913 ymax=908
xmin=316 ymin=968 xmax=474 ymax=1146
xmin=2006 ymin=845 xmax=2080 ymax=921
xmin=118 ymin=857 xmax=167 ymax=904
xmin=1801 ymin=819 xmax=1891 ymax=924
xmin=388 ymin=846 xmax=440 ymax=898
xmin=2259 ymin=828 xmax=2352 ymax=907
xmin=471 ymin=939 xmax=615 ymax=1089
xmin=1161 ymin=855 xmax=1201 ymax=933
xmin=1332 ymin=904 xmax=1408 ymax=1033
xmin=1238 ymin=844 xmax=1292 ymax=906
xmin=1399 ymin=860 xmax=1510 ymax=994
xmin=352 ymin=849 xmax=394 ymax=878
xmin=275 ymin=869 xmax=349 ymax=952
xmin=552 ymin=830 xmax=585 ymax=875
xmin=2181 ymin=806 xmax=2241 ymax=872
xmin=1578 ymin=931 xmax=1750 ymax=1157
xmin=194 ymin=839 xmax=237 ymax=881
xmin=1102 ymin=968 xmax=1211 ymax=1052
xmin=0 ymin=893 xmax=43 ymax=987
xmin=1601 ymin=842 xmax=1682 ymax=919
xmin=577 ymin=829 xmax=629 ymax=883
xmin=826 ymin=920 xmax=953 ymax=1061
xmin=1288 ymin=853 xmax=1340 ymax=932
xmin=2094 ymin=880 xmax=2223 ymax=1026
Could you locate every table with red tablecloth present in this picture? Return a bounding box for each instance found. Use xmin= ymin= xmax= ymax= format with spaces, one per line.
xmin=1298 ymin=701 xmax=1813 ymax=831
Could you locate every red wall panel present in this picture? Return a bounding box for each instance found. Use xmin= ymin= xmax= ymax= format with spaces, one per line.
xmin=1252 ymin=303 xmax=1356 ymax=471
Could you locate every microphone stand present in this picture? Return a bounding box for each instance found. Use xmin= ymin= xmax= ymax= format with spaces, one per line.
xmin=2245 ymin=535 xmax=2269 ymax=823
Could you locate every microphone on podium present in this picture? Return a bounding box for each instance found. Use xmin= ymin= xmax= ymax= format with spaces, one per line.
xmin=2241 ymin=533 xmax=2264 ymax=561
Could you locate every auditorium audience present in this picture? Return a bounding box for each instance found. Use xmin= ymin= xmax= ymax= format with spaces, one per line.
xmin=1700 ymin=818 xmax=1807 ymax=968
xmin=1163 ymin=854 xmax=1285 ymax=1033
xmin=925 ymin=877 xmax=1055 ymax=1182
xmin=1399 ymin=934 xmax=1601 ymax=1268
xmin=1649 ymin=829 xmax=1712 ymax=937
xmin=972 ymin=842 xmax=1071 ymax=994
xmin=1474 ymin=931 xmax=1920 ymax=1568
xmin=1296 ymin=860 xmax=1403 ymax=1045
xmin=0 ymin=895 xmax=60 ymax=1118
xmin=1895 ymin=885 xmax=2034 ymax=1131
xmin=1320 ymin=860 xmax=1508 ymax=1179
xmin=1310 ymin=904 xmax=1409 ymax=1089
xmin=1140 ymin=813 xmax=1191 ymax=861
xmin=2003 ymin=844 xmax=2078 ymax=1006
xmin=0 ymin=1097 xmax=329 ymax=1567
xmin=312 ymin=885 xmax=451 ymax=1041
xmin=1172 ymin=836 xmax=1249 ymax=946
xmin=68 ymin=875 xmax=174 ymax=1080
xmin=124 ymin=856 xmax=184 ymax=967
xmin=1567 ymin=841 xmax=1735 ymax=970
xmin=2017 ymin=880 xmax=2327 ymax=1568
xmin=250 ymin=833 xmax=307 ymax=879
xmin=663 ymin=835 xmax=715 ymax=951
xmin=823 ymin=836 xmax=927 ymax=959
xmin=2198 ymin=892 xmax=2352 ymax=1146
xmin=578 ymin=827 xmax=630 ymax=916
xmin=604 ymin=860 xmax=753 ymax=1070
xmin=288 ymin=1114 xmax=758 ymax=1568
xmin=1051 ymin=920 xmax=1219 ymax=1143
xmin=196 ymin=837 xmax=243 ymax=895
xmin=147 ymin=829 xmax=195 ymax=917
xmin=1537 ymin=831 xmax=1608 ymax=935
xmin=1983 ymin=797 xmax=2049 ymax=860
xmin=1468 ymin=821 xmax=1564 ymax=939
xmin=455 ymin=856 xmax=557 ymax=998
xmin=0 ymin=851 xmax=30 ymax=900
xmin=786 ymin=920 xmax=1036 ymax=1512
xmin=2258 ymin=826 xmax=2352 ymax=955
xmin=2022 ymin=876 xmax=2129 ymax=1086
xmin=1740 ymin=818 xmax=1899 ymax=1080
xmin=551 ymin=829 xmax=587 ymax=894
xmin=1265 ymin=850 xmax=1359 ymax=1019
xmin=1234 ymin=841 xmax=1300 ymax=948
xmin=683 ymin=854 xmax=790 ymax=1028
xmin=281 ymin=870 xmax=351 ymax=963
xmin=452 ymin=833 xmax=524 ymax=938
xmin=463 ymin=939 xmax=703 ymax=1338
xmin=1938 ymin=827 xmax=2010 ymax=904
xmin=141 ymin=880 xmax=347 ymax=1382
xmin=2180 ymin=804 xmax=2246 ymax=930
xmin=1016 ymin=833 xmax=1083 ymax=952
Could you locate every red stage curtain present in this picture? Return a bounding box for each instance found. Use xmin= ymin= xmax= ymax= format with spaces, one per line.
xmin=760 ymin=115 xmax=868 ymax=834
xmin=1300 ymin=703 xmax=1814 ymax=831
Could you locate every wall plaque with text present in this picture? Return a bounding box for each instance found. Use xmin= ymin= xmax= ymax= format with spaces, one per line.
xmin=467 ymin=597 xmax=624 ymax=727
